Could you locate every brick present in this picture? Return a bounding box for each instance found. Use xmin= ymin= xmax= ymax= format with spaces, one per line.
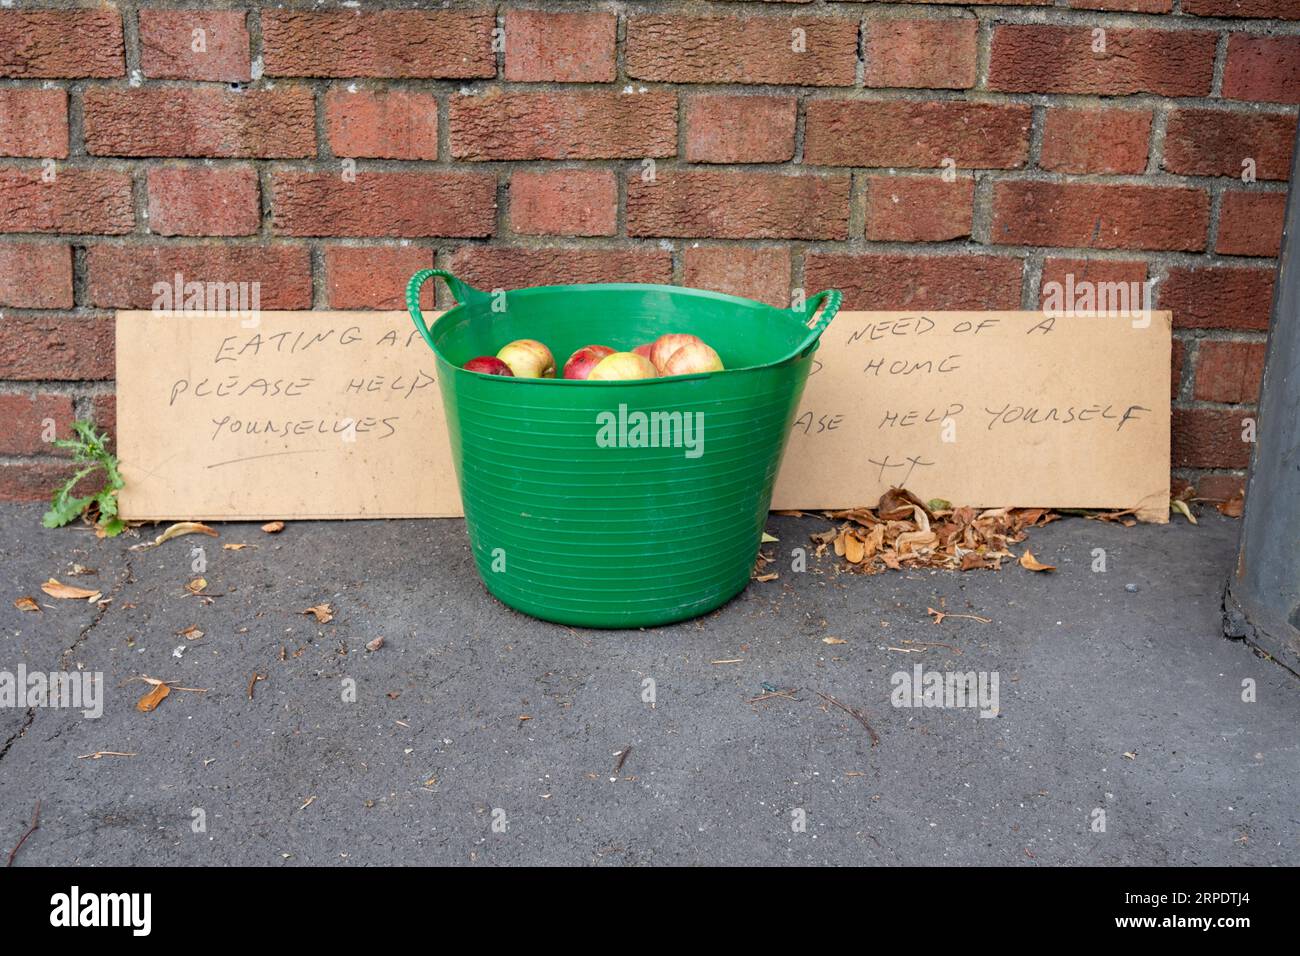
xmin=1160 ymin=266 xmax=1275 ymax=330
xmin=804 ymin=253 xmax=1024 ymax=310
xmin=1196 ymin=473 xmax=1245 ymax=502
xmin=447 ymin=247 xmax=672 ymax=292
xmin=1163 ymin=109 xmax=1296 ymax=181
xmin=325 ymin=88 xmax=439 ymax=161
xmin=1172 ymin=338 xmax=1186 ymax=399
xmin=91 ymin=394 xmax=116 ymax=452
xmin=0 ymin=459 xmax=96 ymax=503
xmin=146 ymin=165 xmax=261 ymax=237
xmin=324 ymin=246 xmax=435 ymax=310
xmin=504 ymin=10 xmax=616 ymax=82
xmin=84 ymin=86 xmax=315 ymax=159
xmin=85 ymin=244 xmax=312 ymax=310
xmin=262 ymin=10 xmax=494 ymax=79
xmin=682 ymin=246 xmax=792 ymax=308
xmin=1182 ymin=0 xmax=1300 ymax=18
xmin=1217 ymin=192 xmax=1286 ymax=258
xmin=1195 ymin=341 xmax=1267 ymax=404
xmin=0 ymin=392 xmax=74 ymax=456
xmin=138 ymin=9 xmax=251 ymax=82
xmin=865 ymin=19 xmax=978 ymax=90
xmin=0 ymin=242 xmax=72 ymax=308
xmin=0 ymin=313 xmax=115 ymax=380
xmin=1067 ymin=0 xmax=1172 ymax=9
xmin=0 ymin=167 xmax=133 ymax=235
xmin=1223 ymin=36 xmax=1300 ymax=105
xmin=991 ymin=182 xmax=1208 ymax=252
xmin=0 ymin=89 xmax=69 ymax=158
xmin=510 ymin=170 xmax=617 ymax=237
xmin=451 ymin=90 xmax=676 ymax=161
xmin=1040 ymin=108 xmax=1152 ymax=174
xmin=989 ymin=26 xmax=1216 ymax=96
xmin=0 ymin=10 xmax=123 ymax=78
xmin=1173 ymin=408 xmax=1253 ymax=469
xmin=627 ymin=172 xmax=850 ymax=240
xmin=1039 ymin=258 xmax=1149 ymax=310
xmin=1037 ymin=266 xmax=1157 ymax=314
xmin=864 ymin=176 xmax=974 ymax=242
xmin=626 ymin=15 xmax=857 ymax=86
xmin=271 ymin=171 xmax=496 ymax=238
xmin=804 ymin=100 xmax=1030 ymax=169
xmin=685 ymin=95 xmax=796 ymax=164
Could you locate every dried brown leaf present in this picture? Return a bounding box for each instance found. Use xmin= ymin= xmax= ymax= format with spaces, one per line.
xmin=1216 ymin=495 xmax=1244 ymax=518
xmin=13 ymin=596 xmax=40 ymax=613
xmin=129 ymin=521 xmax=218 ymax=551
xmin=879 ymin=487 xmax=931 ymax=522
xmin=1170 ymin=499 xmax=1198 ymax=525
xmin=303 ymin=603 xmax=334 ymax=624
xmin=895 ymin=530 xmax=938 ymax=555
xmin=40 ymin=579 xmax=101 ymax=601
xmin=1019 ymin=550 xmax=1056 ymax=572
xmin=261 ymin=521 xmax=285 ymax=534
xmin=136 ymin=681 xmax=171 ymax=713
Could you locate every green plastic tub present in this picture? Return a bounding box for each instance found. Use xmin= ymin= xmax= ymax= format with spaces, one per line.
xmin=406 ymin=269 xmax=841 ymax=629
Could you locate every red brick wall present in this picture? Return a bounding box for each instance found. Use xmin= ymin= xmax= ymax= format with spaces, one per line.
xmin=2 ymin=1 xmax=1297 ymax=503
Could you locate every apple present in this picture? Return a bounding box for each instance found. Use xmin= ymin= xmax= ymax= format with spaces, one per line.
xmin=661 ymin=341 xmax=724 ymax=376
xmin=632 ymin=343 xmax=654 ymax=361
xmin=563 ymin=344 xmax=616 ymax=380
xmin=496 ymin=339 xmax=555 ymax=378
xmin=587 ymin=351 xmax=658 ymax=381
xmin=463 ymin=355 xmax=514 ymax=376
xmin=649 ymin=333 xmax=705 ymax=373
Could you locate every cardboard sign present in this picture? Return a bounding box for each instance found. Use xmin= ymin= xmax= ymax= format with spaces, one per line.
xmin=116 ymin=309 xmax=1170 ymax=522
xmin=116 ymin=311 xmax=459 ymax=520
xmin=772 ymin=310 xmax=1170 ymax=522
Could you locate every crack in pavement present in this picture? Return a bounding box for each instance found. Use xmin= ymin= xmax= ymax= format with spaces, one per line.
xmin=59 ymin=551 xmax=135 ymax=672
xmin=0 ymin=552 xmax=136 ymax=772
xmin=0 ymin=708 xmax=36 ymax=765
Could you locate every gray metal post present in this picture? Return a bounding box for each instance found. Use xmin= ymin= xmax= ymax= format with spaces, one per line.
xmin=1224 ymin=122 xmax=1300 ymax=675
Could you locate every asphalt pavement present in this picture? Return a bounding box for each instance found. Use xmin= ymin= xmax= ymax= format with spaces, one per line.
xmin=1 ymin=503 xmax=1296 ymax=866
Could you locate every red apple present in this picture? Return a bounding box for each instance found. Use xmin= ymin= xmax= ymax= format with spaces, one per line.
xmin=496 ymin=339 xmax=555 ymax=378
xmin=661 ymin=341 xmax=724 ymax=376
xmin=464 ymin=355 xmax=514 ymax=376
xmin=563 ymin=344 xmax=616 ymax=380
xmin=632 ymin=343 xmax=654 ymax=361
xmin=587 ymin=351 xmax=658 ymax=381
xmin=649 ymin=333 xmax=705 ymax=373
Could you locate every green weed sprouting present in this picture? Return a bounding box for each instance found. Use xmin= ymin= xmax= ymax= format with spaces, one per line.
xmin=42 ymin=420 xmax=125 ymax=536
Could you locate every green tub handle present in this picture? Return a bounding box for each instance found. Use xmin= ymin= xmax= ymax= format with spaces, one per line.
xmin=406 ymin=268 xmax=488 ymax=352
xmin=773 ymin=289 xmax=842 ymax=366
